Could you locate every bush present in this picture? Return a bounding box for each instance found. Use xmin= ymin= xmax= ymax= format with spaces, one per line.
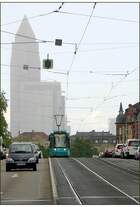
xmin=38 ymin=144 xmax=49 ymax=158
xmin=71 ymin=137 xmax=98 ymax=157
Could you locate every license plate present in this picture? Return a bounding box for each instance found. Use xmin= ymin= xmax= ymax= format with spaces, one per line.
xmin=16 ymin=162 xmax=26 ymax=166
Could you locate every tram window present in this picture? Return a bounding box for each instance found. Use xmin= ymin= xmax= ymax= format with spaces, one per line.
xmin=55 ymin=134 xmax=66 ymax=147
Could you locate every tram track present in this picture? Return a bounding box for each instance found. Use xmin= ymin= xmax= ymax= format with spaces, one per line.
xmin=56 ymin=158 xmax=84 ymax=205
xmin=97 ymin=157 xmax=139 ymax=176
xmin=49 ymin=157 xmax=139 ymax=205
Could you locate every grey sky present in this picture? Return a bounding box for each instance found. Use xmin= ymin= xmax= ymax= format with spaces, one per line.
xmin=1 ymin=2 xmax=139 ymax=134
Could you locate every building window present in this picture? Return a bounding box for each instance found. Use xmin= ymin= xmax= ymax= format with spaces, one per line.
xmin=23 ymin=65 xmax=29 ymax=70
xmin=95 ymin=140 xmax=98 ymax=143
xmin=103 ymin=140 xmax=108 ymax=143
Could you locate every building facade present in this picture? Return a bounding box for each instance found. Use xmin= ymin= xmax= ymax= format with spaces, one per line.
xmin=71 ymin=130 xmax=116 ymax=144
xmin=10 ymin=16 xmax=66 ymax=137
xmin=116 ymin=102 xmax=140 ymax=143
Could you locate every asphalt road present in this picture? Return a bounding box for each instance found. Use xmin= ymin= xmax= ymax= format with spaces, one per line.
xmin=50 ymin=157 xmax=139 ymax=205
xmin=0 ymin=158 xmax=53 ymax=205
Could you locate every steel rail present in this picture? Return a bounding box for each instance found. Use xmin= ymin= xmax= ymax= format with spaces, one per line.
xmin=73 ymin=158 xmax=139 ymax=205
xmin=56 ymin=158 xmax=84 ymax=205
xmin=97 ymin=158 xmax=139 ymax=177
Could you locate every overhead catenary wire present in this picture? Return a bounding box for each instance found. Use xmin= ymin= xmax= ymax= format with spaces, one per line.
xmin=66 ymin=3 xmax=97 ymax=100
xmin=1 ymin=7 xmax=138 ymax=27
xmin=1 ymin=2 xmax=65 ymax=27
xmin=58 ymin=11 xmax=139 ymax=23
xmin=1 ymin=29 xmax=76 ymax=46
xmin=77 ymin=66 xmax=138 ymax=131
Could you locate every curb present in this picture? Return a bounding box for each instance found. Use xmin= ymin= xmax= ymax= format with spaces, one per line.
xmin=48 ymin=158 xmax=58 ymax=204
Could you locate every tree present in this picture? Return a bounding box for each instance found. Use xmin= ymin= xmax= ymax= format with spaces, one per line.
xmin=71 ymin=137 xmax=98 ymax=157
xmin=0 ymin=91 xmax=12 ymax=147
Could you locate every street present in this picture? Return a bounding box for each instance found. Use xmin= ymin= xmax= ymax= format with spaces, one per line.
xmin=0 ymin=158 xmax=53 ymax=205
xmin=0 ymin=157 xmax=139 ymax=205
xmin=50 ymin=157 xmax=139 ymax=205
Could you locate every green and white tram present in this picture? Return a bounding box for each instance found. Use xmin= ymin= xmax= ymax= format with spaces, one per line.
xmin=49 ymin=131 xmax=70 ymax=157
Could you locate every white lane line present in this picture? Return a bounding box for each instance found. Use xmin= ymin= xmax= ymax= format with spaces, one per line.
xmin=56 ymin=159 xmax=83 ymax=205
xmin=73 ymin=158 xmax=139 ymax=205
xmin=48 ymin=158 xmax=58 ymax=204
xmin=11 ymin=173 xmax=18 ymax=178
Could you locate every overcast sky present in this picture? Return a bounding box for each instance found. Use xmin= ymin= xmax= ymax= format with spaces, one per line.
xmin=1 ymin=2 xmax=139 ymax=134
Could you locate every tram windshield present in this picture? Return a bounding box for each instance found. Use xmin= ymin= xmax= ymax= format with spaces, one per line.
xmin=54 ymin=134 xmax=66 ymax=147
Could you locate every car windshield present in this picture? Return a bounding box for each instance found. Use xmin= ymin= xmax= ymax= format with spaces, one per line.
xmin=10 ymin=144 xmax=32 ymax=153
xmin=128 ymin=141 xmax=140 ymax=147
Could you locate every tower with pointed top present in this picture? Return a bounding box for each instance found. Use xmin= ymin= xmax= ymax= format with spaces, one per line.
xmin=10 ymin=16 xmax=66 ymax=137
xmin=116 ymin=102 xmax=125 ymax=143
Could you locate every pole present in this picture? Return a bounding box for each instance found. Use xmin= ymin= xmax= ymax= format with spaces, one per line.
xmin=54 ymin=114 xmax=64 ymax=132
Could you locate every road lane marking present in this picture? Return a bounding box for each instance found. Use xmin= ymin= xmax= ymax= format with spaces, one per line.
xmin=73 ymin=158 xmax=139 ymax=205
xmin=56 ymin=159 xmax=83 ymax=205
xmin=11 ymin=173 xmax=18 ymax=178
xmin=48 ymin=158 xmax=58 ymax=204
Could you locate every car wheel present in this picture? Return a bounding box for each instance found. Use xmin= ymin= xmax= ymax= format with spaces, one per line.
xmin=6 ymin=165 xmax=11 ymax=172
xmin=33 ymin=164 xmax=37 ymax=171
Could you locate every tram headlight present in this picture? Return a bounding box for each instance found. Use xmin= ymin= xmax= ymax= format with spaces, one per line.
xmin=54 ymin=148 xmax=57 ymax=151
xmin=64 ymin=148 xmax=66 ymax=151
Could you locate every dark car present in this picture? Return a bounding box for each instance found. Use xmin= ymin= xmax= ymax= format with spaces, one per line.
xmin=6 ymin=142 xmax=37 ymax=171
xmin=104 ymin=148 xmax=114 ymax=157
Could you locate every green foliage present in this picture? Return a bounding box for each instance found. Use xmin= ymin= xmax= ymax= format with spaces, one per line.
xmin=71 ymin=137 xmax=98 ymax=157
xmin=3 ymin=131 xmax=12 ymax=148
xmin=0 ymin=91 xmax=12 ymax=147
xmin=38 ymin=144 xmax=49 ymax=158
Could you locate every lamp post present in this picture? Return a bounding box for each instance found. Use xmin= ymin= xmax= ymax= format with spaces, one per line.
xmin=54 ymin=114 xmax=64 ymax=132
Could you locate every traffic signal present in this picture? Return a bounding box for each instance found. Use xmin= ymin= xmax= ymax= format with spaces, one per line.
xmin=43 ymin=59 xmax=53 ymax=69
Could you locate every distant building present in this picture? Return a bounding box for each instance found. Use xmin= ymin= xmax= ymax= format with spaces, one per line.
xmin=108 ymin=118 xmax=116 ymax=135
xmin=71 ymin=130 xmax=116 ymax=144
xmin=10 ymin=16 xmax=66 ymax=137
xmin=15 ymin=131 xmax=49 ymax=147
xmin=116 ymin=102 xmax=140 ymax=143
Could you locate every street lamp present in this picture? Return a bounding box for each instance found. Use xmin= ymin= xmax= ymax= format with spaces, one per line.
xmin=54 ymin=114 xmax=64 ymax=132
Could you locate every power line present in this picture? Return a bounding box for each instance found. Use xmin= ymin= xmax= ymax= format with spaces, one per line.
xmin=1 ymin=3 xmax=65 ymax=27
xmin=1 ymin=64 xmax=136 ymax=80
xmin=66 ymin=3 xmax=97 ymax=101
xmin=75 ymin=3 xmax=97 ymax=55
xmin=1 ymin=29 xmax=76 ymax=46
xmin=1 ymin=29 xmax=47 ymax=42
xmin=1 ymin=8 xmax=138 ymax=27
xmin=104 ymin=66 xmax=138 ymax=99
xmin=77 ymin=66 xmax=138 ymax=131
xmin=58 ymin=11 xmax=139 ymax=23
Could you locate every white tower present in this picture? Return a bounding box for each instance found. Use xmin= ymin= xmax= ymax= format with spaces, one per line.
xmin=10 ymin=16 xmax=66 ymax=137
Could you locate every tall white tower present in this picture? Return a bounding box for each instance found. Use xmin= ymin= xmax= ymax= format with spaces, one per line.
xmin=10 ymin=16 xmax=65 ymax=137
